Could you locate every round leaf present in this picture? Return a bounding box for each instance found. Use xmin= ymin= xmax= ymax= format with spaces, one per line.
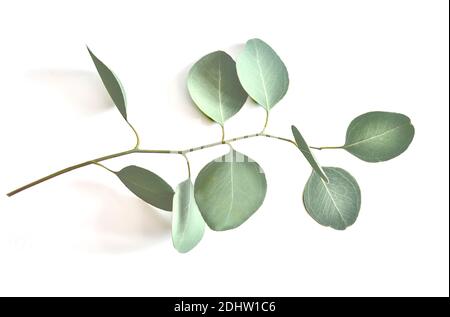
xmin=87 ymin=47 xmax=127 ymax=120
xmin=187 ymin=51 xmax=247 ymax=125
xmin=194 ymin=149 xmax=267 ymax=231
xmin=303 ymin=167 xmax=361 ymax=230
xmin=291 ymin=125 xmax=329 ymax=182
xmin=116 ymin=165 xmax=174 ymax=211
xmin=236 ymin=38 xmax=289 ymax=110
xmin=344 ymin=111 xmax=415 ymax=162
xmin=172 ymin=179 xmax=205 ymax=253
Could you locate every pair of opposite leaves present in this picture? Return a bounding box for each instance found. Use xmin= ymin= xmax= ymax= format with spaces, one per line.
xmin=87 ymin=39 xmax=415 ymax=253
xmin=187 ymin=38 xmax=289 ymax=125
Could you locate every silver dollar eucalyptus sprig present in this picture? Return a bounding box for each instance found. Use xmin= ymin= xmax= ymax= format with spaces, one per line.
xmin=7 ymin=39 xmax=415 ymax=253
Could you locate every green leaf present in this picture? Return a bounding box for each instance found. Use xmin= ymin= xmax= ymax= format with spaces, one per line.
xmin=87 ymin=47 xmax=127 ymax=120
xmin=187 ymin=51 xmax=247 ymax=125
xmin=116 ymin=165 xmax=174 ymax=211
xmin=291 ymin=125 xmax=329 ymax=182
xmin=236 ymin=38 xmax=289 ymax=110
xmin=303 ymin=167 xmax=361 ymax=230
xmin=172 ymin=179 xmax=205 ymax=253
xmin=344 ymin=111 xmax=415 ymax=162
xmin=194 ymin=149 xmax=267 ymax=231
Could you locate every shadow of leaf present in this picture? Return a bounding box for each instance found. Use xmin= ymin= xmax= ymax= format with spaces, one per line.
xmin=71 ymin=180 xmax=172 ymax=254
xmin=227 ymin=42 xmax=245 ymax=58
xmin=26 ymin=69 xmax=113 ymax=115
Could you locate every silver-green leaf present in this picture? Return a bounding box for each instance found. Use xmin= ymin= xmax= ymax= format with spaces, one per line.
xmin=172 ymin=179 xmax=205 ymax=253
xmin=187 ymin=51 xmax=247 ymax=125
xmin=116 ymin=165 xmax=174 ymax=211
xmin=344 ymin=111 xmax=415 ymax=162
xmin=236 ymin=38 xmax=289 ymax=110
xmin=291 ymin=125 xmax=329 ymax=182
xmin=303 ymin=167 xmax=361 ymax=230
xmin=87 ymin=47 xmax=127 ymax=120
xmin=194 ymin=149 xmax=267 ymax=231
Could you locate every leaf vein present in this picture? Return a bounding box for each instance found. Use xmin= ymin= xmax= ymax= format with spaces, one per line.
xmin=345 ymin=123 xmax=410 ymax=149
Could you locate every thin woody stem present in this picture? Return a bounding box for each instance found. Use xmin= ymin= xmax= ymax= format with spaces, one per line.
xmin=6 ymin=149 xmax=135 ymax=197
xmin=6 ymin=132 xmax=304 ymax=197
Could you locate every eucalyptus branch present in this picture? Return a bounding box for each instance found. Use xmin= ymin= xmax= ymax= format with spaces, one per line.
xmin=7 ymin=39 xmax=415 ymax=253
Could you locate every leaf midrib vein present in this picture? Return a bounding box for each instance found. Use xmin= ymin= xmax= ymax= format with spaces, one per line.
xmin=218 ymin=60 xmax=224 ymax=124
xmin=224 ymin=161 xmax=235 ymax=227
xmin=321 ymin=178 xmax=348 ymax=227
xmin=126 ymin=179 xmax=161 ymax=195
xmin=254 ymin=43 xmax=270 ymax=108
xmin=345 ymin=123 xmax=410 ymax=149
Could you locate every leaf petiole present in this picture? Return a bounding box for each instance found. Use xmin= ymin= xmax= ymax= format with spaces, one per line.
xmin=260 ymin=109 xmax=269 ymax=134
xmin=91 ymin=161 xmax=116 ymax=174
xmin=181 ymin=154 xmax=191 ymax=179
xmin=127 ymin=121 xmax=141 ymax=149
xmin=310 ymin=146 xmax=344 ymax=150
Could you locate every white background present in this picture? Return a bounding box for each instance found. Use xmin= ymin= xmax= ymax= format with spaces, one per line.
xmin=0 ymin=0 xmax=448 ymax=297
